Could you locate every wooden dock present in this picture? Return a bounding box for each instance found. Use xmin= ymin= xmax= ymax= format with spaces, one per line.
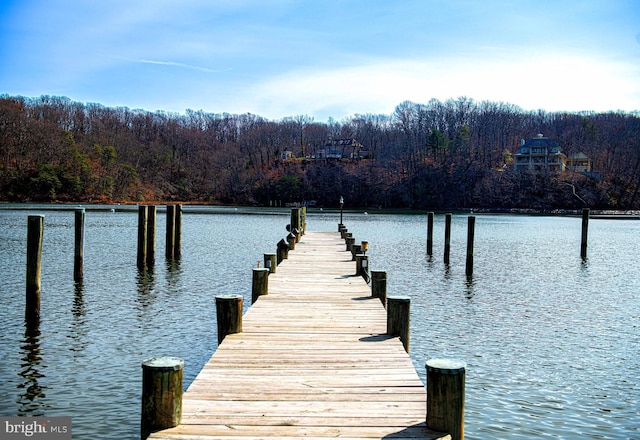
xmin=148 ymin=231 xmax=450 ymax=440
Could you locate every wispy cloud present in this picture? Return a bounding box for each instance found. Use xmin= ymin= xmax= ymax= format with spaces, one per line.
xmin=133 ymin=59 xmax=231 ymax=74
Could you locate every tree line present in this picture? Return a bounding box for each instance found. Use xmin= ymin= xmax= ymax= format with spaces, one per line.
xmin=1 ymin=94 xmax=639 ymax=210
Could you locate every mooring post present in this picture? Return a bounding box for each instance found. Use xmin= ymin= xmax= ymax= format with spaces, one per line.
xmin=141 ymin=357 xmax=184 ymax=440
xmin=427 ymin=211 xmax=434 ymax=256
xmin=387 ymin=295 xmax=410 ymax=353
xmin=216 ymin=294 xmax=243 ymax=344
xmin=292 ymin=228 xmax=301 ymax=243
xmin=287 ymin=232 xmax=296 ymax=250
xmin=371 ymin=270 xmax=387 ymax=306
xmin=346 ymin=236 xmax=355 ymax=253
xmin=444 ymin=213 xmax=452 ymax=265
xmin=426 ymin=358 xmax=466 ymax=440
xmin=175 ymin=204 xmax=182 ymax=259
xmin=166 ymin=205 xmax=176 ymax=259
xmin=356 ymin=253 xmax=368 ymax=279
xmin=137 ymin=205 xmax=148 ymax=269
xmin=26 ymin=215 xmax=44 ymax=324
xmin=290 ymin=208 xmax=301 ymax=237
xmin=351 ymin=243 xmax=361 ymax=261
xmin=74 ymin=208 xmax=85 ymax=282
xmin=277 ymin=239 xmax=289 ymax=263
xmin=581 ymin=208 xmax=590 ymax=259
xmin=465 ymin=216 xmax=475 ymax=277
xmin=264 ymin=253 xmax=277 ymax=274
xmin=146 ymin=205 xmax=156 ymax=267
xmin=251 ymin=268 xmax=270 ymax=304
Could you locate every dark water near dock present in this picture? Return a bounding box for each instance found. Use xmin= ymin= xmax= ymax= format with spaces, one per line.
xmin=0 ymin=205 xmax=638 ymax=439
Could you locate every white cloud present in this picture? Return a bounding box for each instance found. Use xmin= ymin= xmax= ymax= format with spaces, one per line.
xmin=238 ymin=51 xmax=640 ymax=119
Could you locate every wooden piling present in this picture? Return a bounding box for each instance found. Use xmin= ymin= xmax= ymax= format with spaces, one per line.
xmin=346 ymin=236 xmax=355 ymax=253
xmin=146 ymin=205 xmax=156 ymax=267
xmin=174 ymin=204 xmax=182 ymax=259
xmin=290 ymin=208 xmax=301 ymax=237
xmin=355 ymin=254 xmax=368 ymax=278
xmin=351 ymin=243 xmax=361 ymax=261
xmin=215 ymin=294 xmax=243 ymax=344
xmin=251 ymin=268 xmax=270 ymax=304
xmin=371 ymin=270 xmax=387 ymax=306
xmin=137 ymin=205 xmax=148 ymax=269
xmin=465 ymin=216 xmax=475 ymax=278
xmin=165 ymin=205 xmax=176 ymax=259
xmin=581 ymin=208 xmax=589 ymax=259
xmin=427 ymin=212 xmax=434 ymax=256
xmin=387 ymin=295 xmax=410 ymax=353
xmin=286 ymin=232 xmax=296 ymax=251
xmin=277 ymin=239 xmax=289 ymax=264
xmin=264 ymin=253 xmax=277 ymax=274
xmin=74 ymin=208 xmax=85 ymax=282
xmin=426 ymin=358 xmax=466 ymax=440
xmin=141 ymin=357 xmax=184 ymax=440
xmin=26 ymin=215 xmax=44 ymax=323
xmin=444 ymin=213 xmax=452 ymax=265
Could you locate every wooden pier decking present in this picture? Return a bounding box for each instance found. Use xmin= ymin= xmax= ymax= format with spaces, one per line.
xmin=148 ymin=231 xmax=450 ymax=440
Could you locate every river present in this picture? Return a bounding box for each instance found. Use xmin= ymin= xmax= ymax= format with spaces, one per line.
xmin=0 ymin=205 xmax=638 ymax=439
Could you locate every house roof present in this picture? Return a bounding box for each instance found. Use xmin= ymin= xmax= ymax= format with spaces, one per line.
xmin=523 ymin=134 xmax=558 ymax=148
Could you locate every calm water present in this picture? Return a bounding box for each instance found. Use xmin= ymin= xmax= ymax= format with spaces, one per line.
xmin=0 ymin=205 xmax=638 ymax=439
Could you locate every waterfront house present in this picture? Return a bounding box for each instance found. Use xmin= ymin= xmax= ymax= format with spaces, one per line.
xmin=513 ymin=134 xmax=567 ymax=172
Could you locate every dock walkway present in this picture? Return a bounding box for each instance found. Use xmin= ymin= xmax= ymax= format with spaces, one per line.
xmin=149 ymin=231 xmax=449 ymax=440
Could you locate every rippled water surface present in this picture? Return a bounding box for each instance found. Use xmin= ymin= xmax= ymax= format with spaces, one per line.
xmin=1 ymin=206 xmax=638 ymax=439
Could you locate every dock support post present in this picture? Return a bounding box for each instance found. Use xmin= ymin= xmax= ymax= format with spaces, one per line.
xmin=175 ymin=204 xmax=182 ymax=259
xmin=444 ymin=213 xmax=452 ymax=265
xmin=346 ymin=236 xmax=355 ymax=253
xmin=581 ymin=208 xmax=589 ymax=259
xmin=26 ymin=215 xmax=44 ymax=324
xmin=252 ymin=268 xmax=270 ymax=304
xmin=371 ymin=270 xmax=387 ymax=306
xmin=426 ymin=358 xmax=466 ymax=440
xmin=146 ymin=205 xmax=156 ymax=267
xmin=277 ymin=239 xmax=289 ymax=264
xmin=351 ymin=243 xmax=361 ymax=261
xmin=166 ymin=205 xmax=176 ymax=259
xmin=137 ymin=205 xmax=148 ymax=269
xmin=216 ymin=294 xmax=243 ymax=344
xmin=141 ymin=357 xmax=184 ymax=440
xmin=387 ymin=295 xmax=410 ymax=353
xmin=465 ymin=216 xmax=475 ymax=278
xmin=427 ymin=212 xmax=434 ymax=256
xmin=74 ymin=208 xmax=85 ymax=282
xmin=287 ymin=232 xmax=296 ymax=251
xmin=264 ymin=253 xmax=277 ymax=274
xmin=356 ymin=254 xmax=369 ymax=280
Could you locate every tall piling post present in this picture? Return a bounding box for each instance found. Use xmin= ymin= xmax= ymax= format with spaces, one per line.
xmin=387 ymin=295 xmax=411 ymax=353
xmin=426 ymin=358 xmax=466 ymax=440
xmin=175 ymin=204 xmax=182 ymax=259
xmin=465 ymin=216 xmax=475 ymax=278
xmin=427 ymin=212 xmax=434 ymax=256
xmin=137 ymin=205 xmax=148 ymax=269
xmin=26 ymin=215 xmax=44 ymax=324
xmin=74 ymin=208 xmax=85 ymax=282
xmin=444 ymin=213 xmax=452 ymax=265
xmin=216 ymin=294 xmax=243 ymax=344
xmin=166 ymin=205 xmax=176 ymax=259
xmin=141 ymin=357 xmax=184 ymax=440
xmin=146 ymin=205 xmax=156 ymax=267
xmin=581 ymin=208 xmax=590 ymax=259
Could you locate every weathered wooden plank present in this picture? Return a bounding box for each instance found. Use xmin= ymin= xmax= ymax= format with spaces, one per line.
xmin=148 ymin=231 xmax=447 ymax=440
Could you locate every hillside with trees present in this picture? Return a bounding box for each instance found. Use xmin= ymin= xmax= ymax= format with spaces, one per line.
xmin=1 ymin=94 xmax=639 ymax=210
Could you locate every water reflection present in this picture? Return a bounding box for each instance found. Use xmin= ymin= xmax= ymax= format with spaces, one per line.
xmin=465 ymin=276 xmax=475 ymax=299
xmin=68 ymin=281 xmax=89 ymax=353
xmin=136 ymin=267 xmax=157 ymax=309
xmin=17 ymin=322 xmax=47 ymax=415
xmin=73 ymin=282 xmax=86 ymax=318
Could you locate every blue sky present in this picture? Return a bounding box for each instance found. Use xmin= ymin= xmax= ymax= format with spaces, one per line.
xmin=1 ymin=0 xmax=639 ymax=121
